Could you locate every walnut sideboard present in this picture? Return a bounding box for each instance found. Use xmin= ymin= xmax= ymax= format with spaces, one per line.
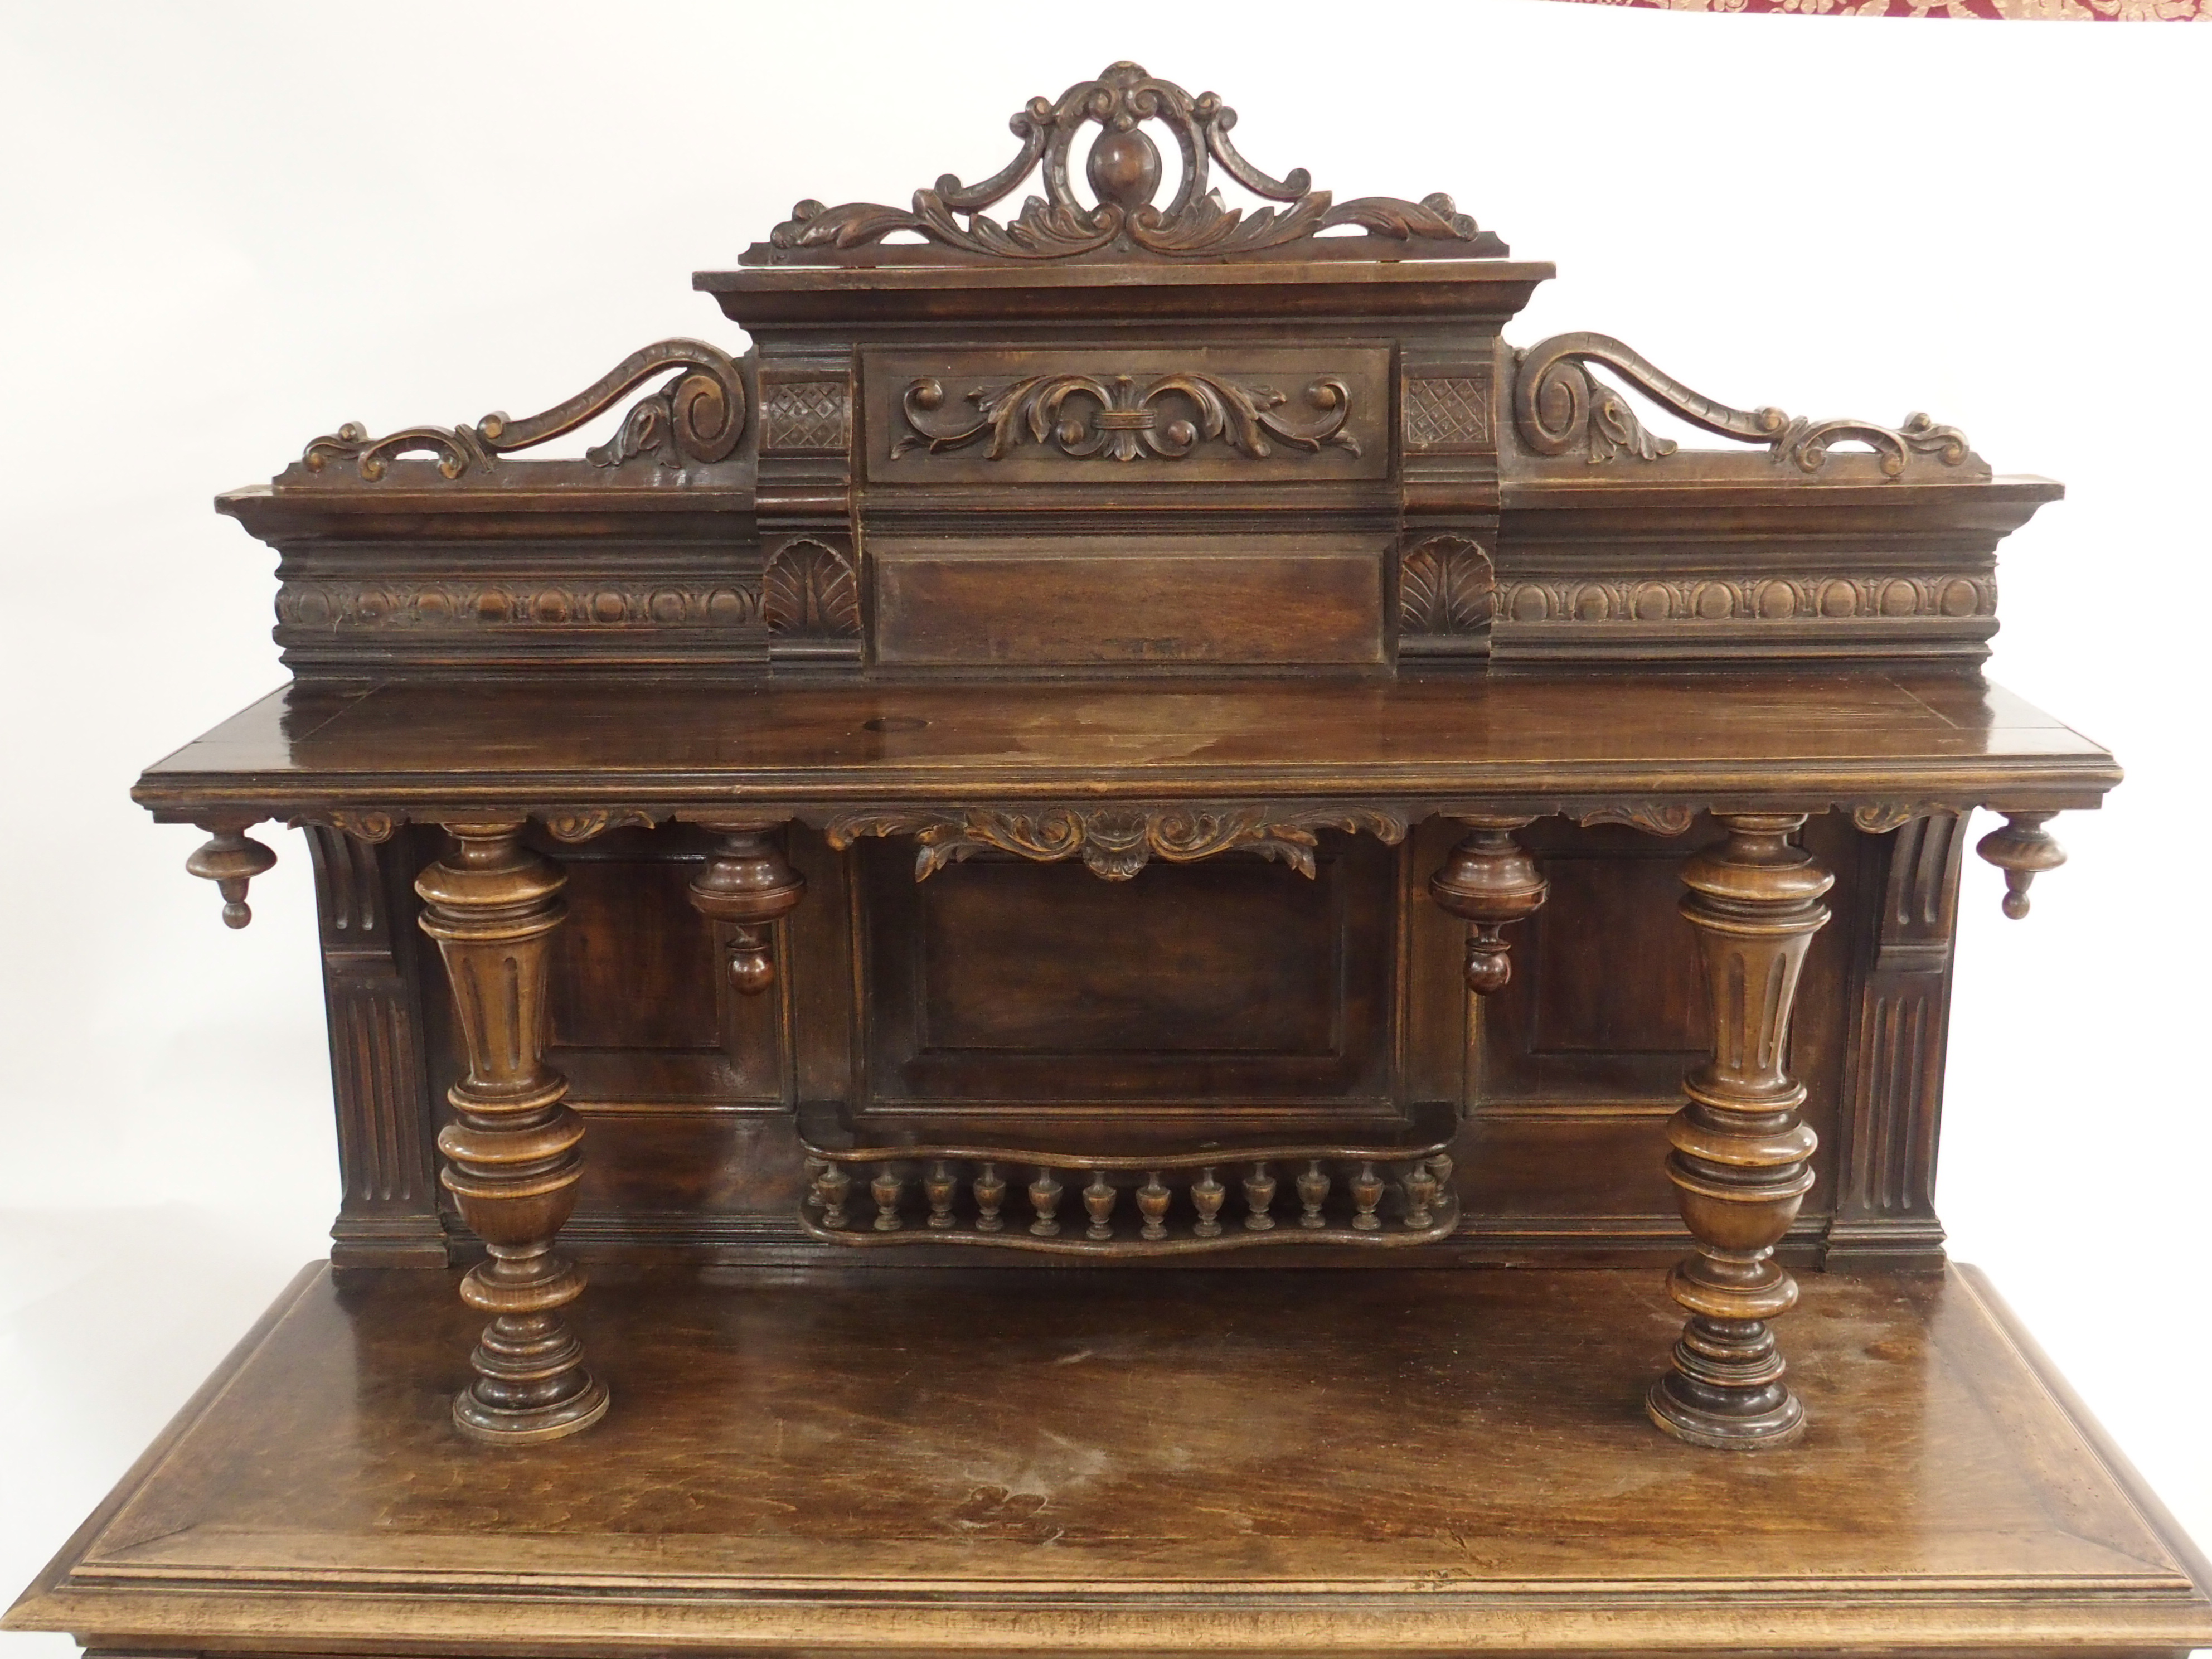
xmin=12 ymin=60 xmax=2209 ymax=1659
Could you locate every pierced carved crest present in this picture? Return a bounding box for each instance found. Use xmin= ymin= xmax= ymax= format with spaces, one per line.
xmin=1513 ymin=333 xmax=1979 ymax=480
xmin=300 ymin=340 xmax=746 ymax=482
xmin=755 ymin=62 xmax=1502 ymax=264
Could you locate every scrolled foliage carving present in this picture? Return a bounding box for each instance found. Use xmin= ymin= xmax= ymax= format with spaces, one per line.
xmin=1576 ymin=803 xmax=1697 ymax=838
xmin=540 ymin=809 xmax=664 ymax=844
xmin=894 ymin=372 xmax=1357 ymax=463
xmin=761 ymin=62 xmax=1501 ymax=263
xmin=826 ymin=805 xmax=1408 ymax=882
xmin=1514 ymin=332 xmax=1974 ymax=479
xmin=301 ymin=339 xmax=746 ymax=482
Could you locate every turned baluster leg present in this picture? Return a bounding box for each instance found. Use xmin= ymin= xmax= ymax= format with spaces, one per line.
xmin=1976 ymin=811 xmax=2066 ymax=920
xmin=416 ymin=820 xmax=608 ymax=1443
xmin=1648 ymin=812 xmax=1832 ymax=1451
xmin=687 ymin=823 xmax=807 ymax=993
xmin=1429 ymin=816 xmax=1549 ymax=994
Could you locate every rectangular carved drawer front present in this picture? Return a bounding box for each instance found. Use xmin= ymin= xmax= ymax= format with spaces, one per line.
xmin=862 ymin=347 xmax=1390 ymax=484
xmin=872 ymin=534 xmax=1388 ymax=667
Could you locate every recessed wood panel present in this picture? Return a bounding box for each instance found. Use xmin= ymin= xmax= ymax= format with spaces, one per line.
xmin=871 ymin=536 xmax=1387 ymax=667
xmin=1529 ymin=855 xmax=1709 ymax=1054
xmin=861 ymin=839 xmax=1395 ymax=1110
xmin=547 ymin=851 xmax=720 ymax=1052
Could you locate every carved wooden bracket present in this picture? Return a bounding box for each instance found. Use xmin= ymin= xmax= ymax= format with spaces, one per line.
xmin=758 ymin=61 xmax=1503 ymax=263
xmin=1514 ymin=333 xmax=1977 ymax=480
xmin=1976 ymin=811 xmax=2067 ymax=919
xmin=893 ymin=372 xmax=1357 ymax=463
xmin=300 ymin=339 xmax=746 ymax=482
xmin=826 ymin=804 xmax=1407 ymax=881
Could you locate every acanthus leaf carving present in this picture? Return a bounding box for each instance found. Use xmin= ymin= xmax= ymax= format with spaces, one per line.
xmin=1851 ymin=802 xmax=1956 ymax=836
xmin=826 ymin=806 xmax=1408 ymax=882
xmin=1576 ymin=803 xmax=1696 ymax=838
xmin=1513 ymin=333 xmax=1978 ymax=481
xmin=763 ymin=540 xmax=861 ymax=639
xmin=301 ymin=339 xmax=746 ymax=483
xmin=290 ymin=809 xmax=401 ymax=844
xmin=758 ymin=62 xmax=1501 ymax=264
xmin=539 ymin=809 xmax=664 ymax=844
xmin=893 ymin=371 xmax=1357 ymax=464
xmin=1399 ymin=536 xmax=1495 ymax=637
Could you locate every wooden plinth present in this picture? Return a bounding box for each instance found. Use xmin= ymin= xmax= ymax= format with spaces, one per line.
xmin=11 ymin=1263 xmax=2210 ymax=1658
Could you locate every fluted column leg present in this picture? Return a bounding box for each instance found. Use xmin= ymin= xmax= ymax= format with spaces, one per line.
xmin=416 ymin=819 xmax=607 ymax=1444
xmin=1649 ymin=812 xmax=1832 ymax=1451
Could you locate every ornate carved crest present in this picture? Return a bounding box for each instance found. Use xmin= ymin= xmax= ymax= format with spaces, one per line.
xmin=894 ymin=372 xmax=1357 ymax=463
xmin=300 ymin=340 xmax=746 ymax=482
xmin=826 ymin=806 xmax=1408 ymax=882
xmin=754 ymin=62 xmax=1503 ymax=264
xmin=1514 ymin=333 xmax=1978 ymax=479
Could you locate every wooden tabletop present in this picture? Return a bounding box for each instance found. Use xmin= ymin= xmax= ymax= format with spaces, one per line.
xmin=133 ymin=671 xmax=2118 ymax=822
xmin=10 ymin=1262 xmax=2208 ymax=1656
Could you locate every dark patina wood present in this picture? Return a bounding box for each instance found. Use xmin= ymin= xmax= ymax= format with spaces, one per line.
xmin=15 ymin=52 xmax=2184 ymax=1659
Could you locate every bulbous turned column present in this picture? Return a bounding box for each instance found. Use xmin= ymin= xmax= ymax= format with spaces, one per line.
xmin=1650 ymin=812 xmax=1831 ymax=1450
xmin=1976 ymin=810 xmax=2065 ymax=920
xmin=687 ymin=824 xmax=807 ymax=995
xmin=1429 ymin=816 xmax=1549 ymax=995
xmin=416 ymin=820 xmax=608 ymax=1444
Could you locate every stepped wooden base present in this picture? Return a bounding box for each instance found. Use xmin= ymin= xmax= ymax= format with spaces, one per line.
xmin=11 ymin=1263 xmax=2210 ymax=1659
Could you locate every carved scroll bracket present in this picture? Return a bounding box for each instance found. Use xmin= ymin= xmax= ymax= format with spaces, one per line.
xmin=301 ymin=339 xmax=746 ymax=483
xmin=826 ymin=804 xmax=1408 ymax=882
xmin=1514 ymin=333 xmax=1977 ymax=481
xmin=759 ymin=61 xmax=1502 ymax=263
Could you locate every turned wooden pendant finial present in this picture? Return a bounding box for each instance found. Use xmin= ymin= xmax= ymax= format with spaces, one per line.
xmin=186 ymin=826 xmax=277 ymax=928
xmin=1429 ymin=817 xmax=1549 ymax=994
xmin=687 ymin=824 xmax=807 ymax=993
xmin=1976 ymin=811 xmax=2065 ymax=920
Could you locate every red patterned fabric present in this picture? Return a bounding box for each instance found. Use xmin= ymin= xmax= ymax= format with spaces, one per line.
xmin=1551 ymin=0 xmax=2201 ymax=16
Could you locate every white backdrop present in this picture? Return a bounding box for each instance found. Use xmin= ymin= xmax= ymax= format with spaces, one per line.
xmin=2 ymin=4 xmax=2206 ymax=1648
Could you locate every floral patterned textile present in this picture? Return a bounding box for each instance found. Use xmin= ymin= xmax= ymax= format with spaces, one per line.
xmin=1554 ymin=0 xmax=2201 ymax=16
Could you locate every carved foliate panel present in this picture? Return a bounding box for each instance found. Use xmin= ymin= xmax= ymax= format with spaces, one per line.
xmin=1397 ymin=535 xmax=1495 ymax=658
xmin=862 ymin=348 xmax=1389 ymax=483
xmin=764 ymin=538 xmax=862 ymax=643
